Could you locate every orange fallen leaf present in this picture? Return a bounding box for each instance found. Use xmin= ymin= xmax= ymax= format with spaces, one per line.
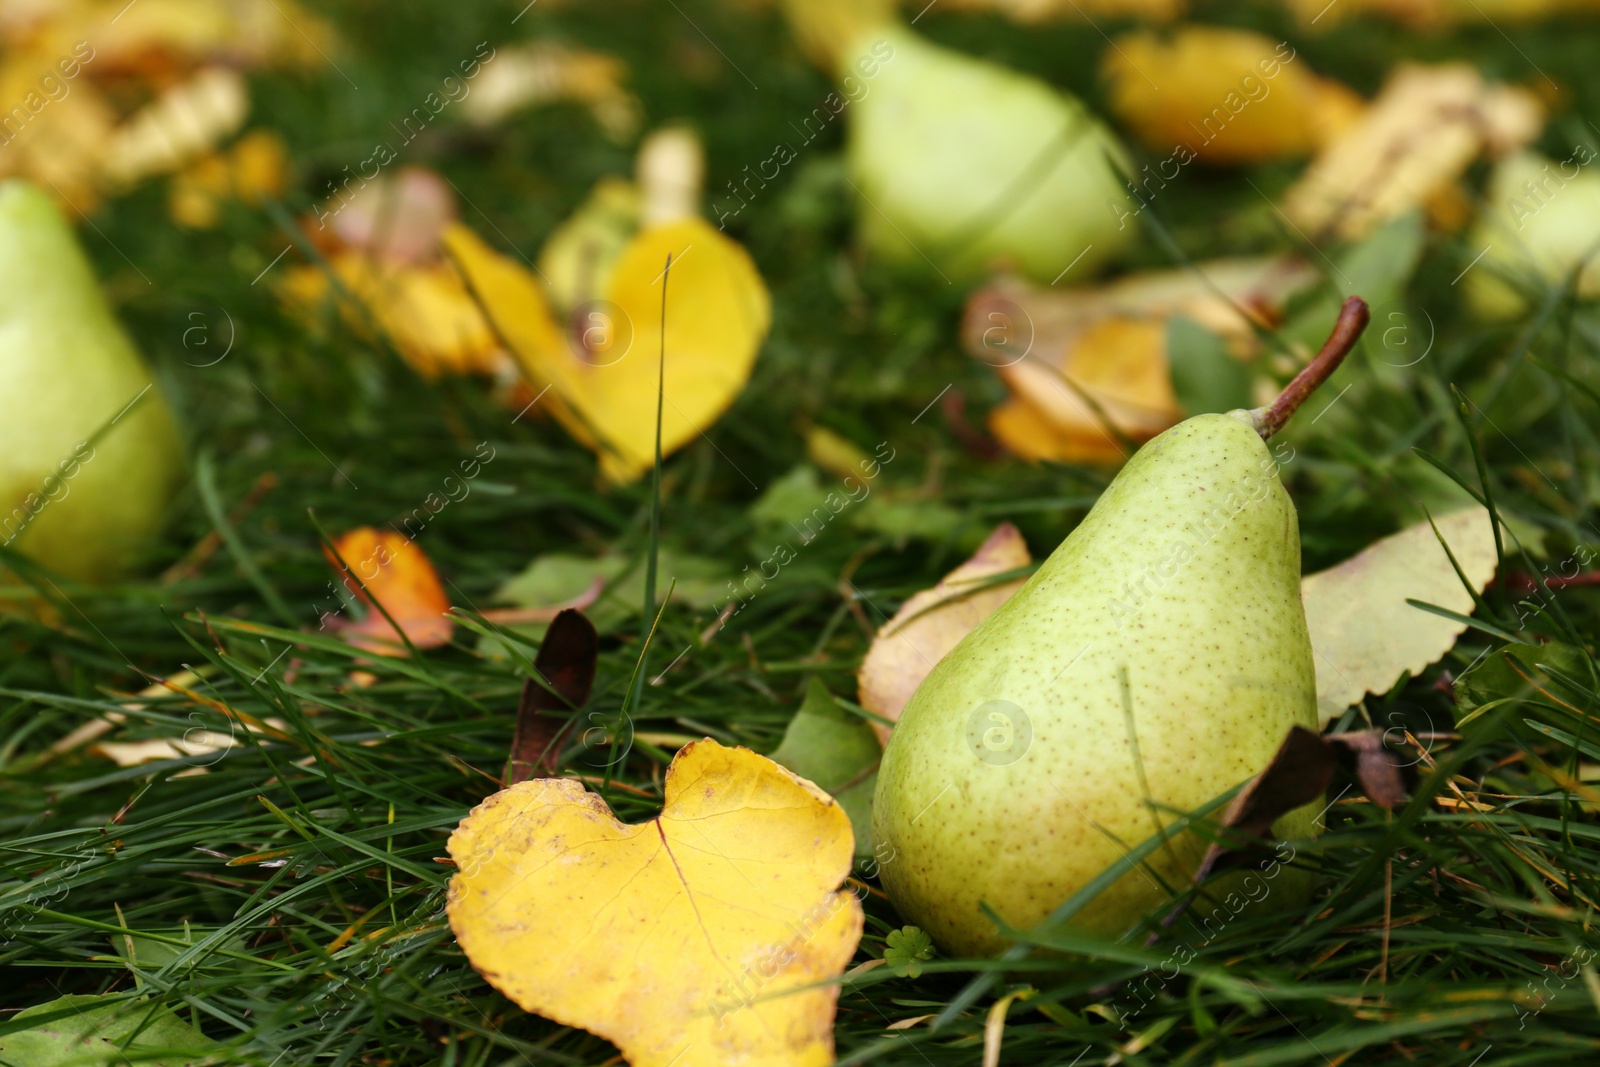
xmin=1284 ymin=63 xmax=1544 ymax=240
xmin=324 ymin=528 xmax=453 ymax=656
xmin=858 ymin=524 xmax=1032 ymax=742
xmin=447 ymin=739 xmax=863 ymax=1067
xmin=1103 ymin=25 xmax=1364 ymax=165
xmin=964 ymin=257 xmax=1318 ymax=464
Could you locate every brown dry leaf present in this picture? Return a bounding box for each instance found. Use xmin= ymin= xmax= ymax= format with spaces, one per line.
xmin=508 ymin=608 xmax=598 ymax=783
xmin=447 ymin=738 xmax=864 ymax=1067
xmin=102 ymin=66 xmax=250 ymax=187
xmin=461 ymin=41 xmax=641 ymax=141
xmin=1302 ymin=506 xmax=1501 ymax=725
xmin=1103 ymin=26 xmax=1364 ymax=165
xmin=858 ymin=524 xmax=1033 ymax=742
xmin=964 ymin=257 xmax=1319 ymax=464
xmin=1287 ymin=0 xmax=1600 ymax=30
xmin=1284 ymin=63 xmax=1544 ymax=241
xmin=324 ymin=527 xmax=454 ymax=656
xmin=168 ymin=128 xmax=287 ymax=228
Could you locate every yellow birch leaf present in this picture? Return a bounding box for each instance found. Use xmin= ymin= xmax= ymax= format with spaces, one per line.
xmin=447 ymin=218 xmax=771 ymax=483
xmin=447 ymin=739 xmax=863 ymax=1067
xmin=461 ymin=41 xmax=641 ymax=141
xmin=1284 ymin=63 xmax=1544 ymax=240
xmin=1302 ymin=507 xmax=1501 ymax=725
xmin=858 ymin=524 xmax=1032 ymax=742
xmin=1104 ymin=26 xmax=1362 ymax=164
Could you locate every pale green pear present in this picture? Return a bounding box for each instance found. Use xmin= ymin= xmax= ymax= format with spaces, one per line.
xmin=873 ymin=413 xmax=1318 ymax=957
xmin=841 ymin=26 xmax=1136 ymax=284
xmin=1466 ymin=149 xmax=1600 ymax=319
xmin=0 ymin=181 xmax=184 ymax=583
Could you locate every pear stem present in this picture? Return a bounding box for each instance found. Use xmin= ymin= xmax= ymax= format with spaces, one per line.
xmin=1251 ymin=296 xmax=1371 ymax=440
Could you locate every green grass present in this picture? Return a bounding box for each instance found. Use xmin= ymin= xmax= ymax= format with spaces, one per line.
xmin=4 ymin=0 xmax=1600 ymax=1063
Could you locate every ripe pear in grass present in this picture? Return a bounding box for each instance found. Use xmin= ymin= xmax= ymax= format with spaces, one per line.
xmin=0 ymin=181 xmax=183 ymax=583
xmin=873 ymin=299 xmax=1371 ymax=957
xmin=778 ymin=0 xmax=1136 ymax=284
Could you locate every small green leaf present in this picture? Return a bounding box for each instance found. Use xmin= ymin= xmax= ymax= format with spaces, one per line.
xmin=884 ymin=925 xmax=936 ymax=978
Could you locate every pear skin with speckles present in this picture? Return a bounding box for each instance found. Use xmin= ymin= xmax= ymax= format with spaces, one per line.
xmin=873 ymin=413 xmax=1318 ymax=957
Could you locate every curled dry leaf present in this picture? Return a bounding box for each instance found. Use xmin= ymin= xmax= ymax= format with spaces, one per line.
xmin=324 ymin=527 xmax=454 ymax=656
xmin=1104 ymin=25 xmax=1365 ymax=165
xmin=858 ymin=523 xmax=1032 ymax=742
xmin=447 ymin=739 xmax=864 ymax=1067
xmin=1165 ymin=724 xmax=1409 ymax=930
xmin=461 ymin=41 xmax=641 ymax=141
xmin=964 ymin=257 xmax=1318 ymax=464
xmin=447 ymin=217 xmax=771 ymax=483
xmin=508 ymin=608 xmax=598 ymax=783
xmin=1302 ymin=506 xmax=1501 ymax=725
xmin=1284 ymin=63 xmax=1544 ymax=240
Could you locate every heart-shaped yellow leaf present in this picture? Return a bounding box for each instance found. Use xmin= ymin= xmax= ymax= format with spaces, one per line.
xmin=446 ymin=218 xmax=771 ymax=483
xmin=447 ymin=739 xmax=863 ymax=1067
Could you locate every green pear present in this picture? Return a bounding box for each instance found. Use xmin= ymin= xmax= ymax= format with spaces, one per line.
xmin=872 ymin=302 xmax=1372 ymax=956
xmin=839 ymin=25 xmax=1135 ymax=284
xmin=0 ymin=181 xmax=184 ymax=583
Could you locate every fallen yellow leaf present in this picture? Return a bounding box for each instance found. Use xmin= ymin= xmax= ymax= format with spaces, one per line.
xmin=169 ymin=128 xmax=287 ymax=228
xmin=324 ymin=527 xmax=453 ymax=656
xmin=447 ymin=739 xmax=863 ymax=1067
xmin=1302 ymin=507 xmax=1501 ymax=725
xmin=858 ymin=523 xmax=1032 ymax=742
xmin=1284 ymin=63 xmax=1544 ymax=240
xmin=285 ymin=252 xmax=509 ymax=378
xmin=1104 ymin=25 xmax=1363 ymax=165
xmin=446 ymin=217 xmax=771 ymax=483
xmin=965 ymin=257 xmax=1318 ymax=464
